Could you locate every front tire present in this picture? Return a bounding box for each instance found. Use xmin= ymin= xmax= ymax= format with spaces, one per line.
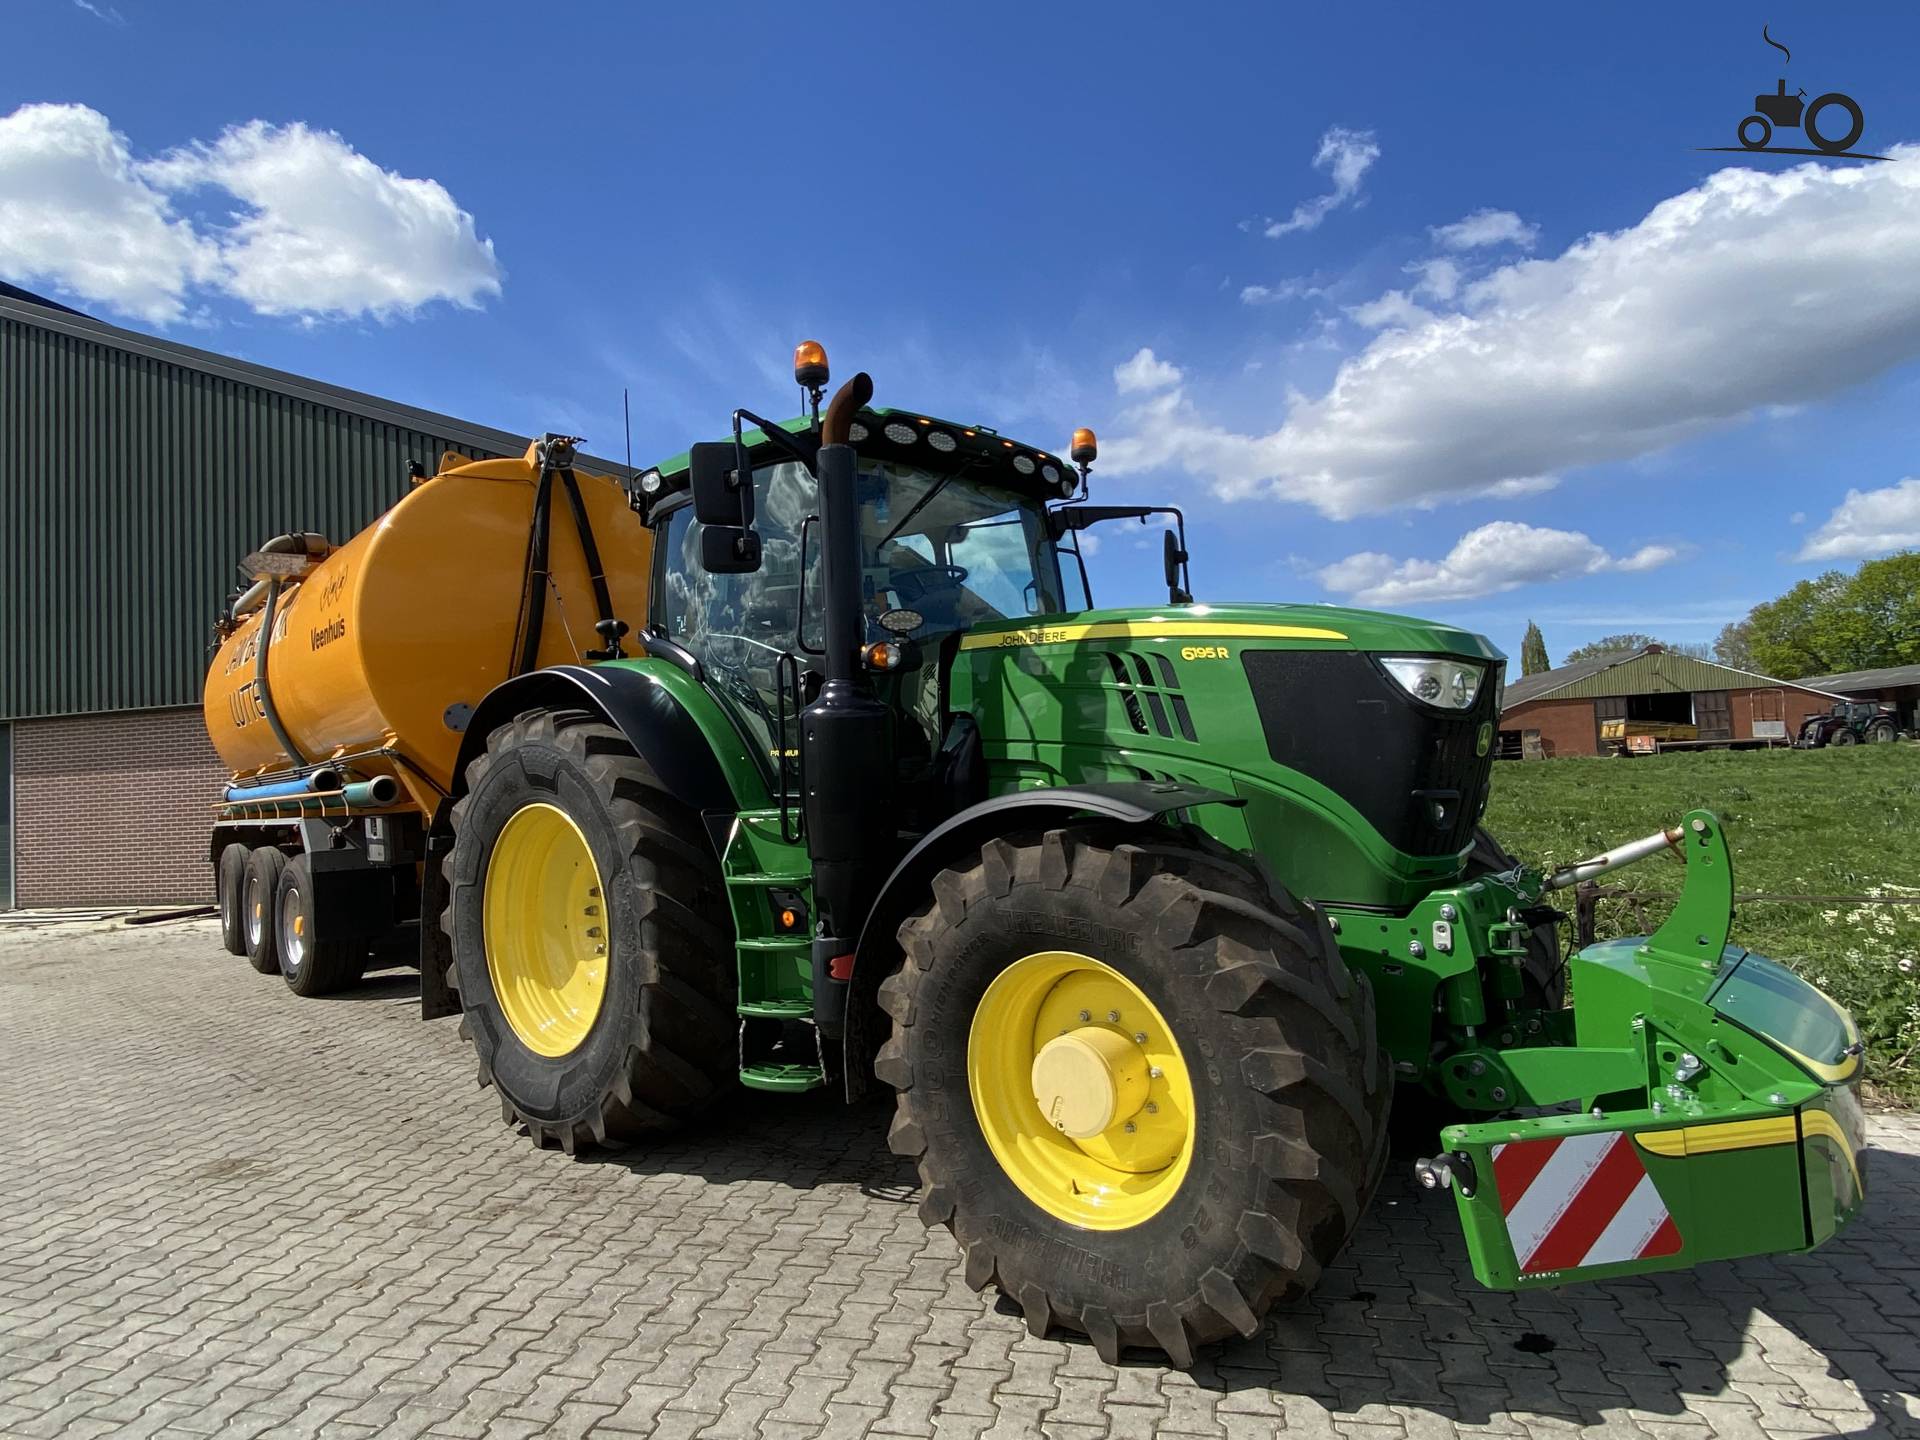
xmin=1833 ymin=728 xmax=1859 ymax=747
xmin=878 ymin=825 xmax=1389 ymax=1366
xmin=443 ymin=709 xmax=736 ymax=1153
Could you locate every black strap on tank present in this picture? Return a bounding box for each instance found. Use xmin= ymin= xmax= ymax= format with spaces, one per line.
xmin=556 ymin=467 xmax=625 ymax=658
xmin=509 ymin=454 xmax=626 ymax=676
xmin=509 ymin=463 xmax=557 ymax=677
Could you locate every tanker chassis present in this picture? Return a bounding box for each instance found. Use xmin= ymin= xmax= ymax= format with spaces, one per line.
xmin=200 ymin=343 xmax=1867 ymax=1364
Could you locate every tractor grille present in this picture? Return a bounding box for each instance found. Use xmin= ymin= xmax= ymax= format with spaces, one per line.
xmin=1095 ymin=650 xmax=1198 ymax=742
xmin=1242 ymin=649 xmax=1497 ymax=857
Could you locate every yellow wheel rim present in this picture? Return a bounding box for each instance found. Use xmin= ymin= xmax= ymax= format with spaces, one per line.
xmin=968 ymin=950 xmax=1196 ymax=1231
xmin=483 ymin=802 xmax=608 ymax=1057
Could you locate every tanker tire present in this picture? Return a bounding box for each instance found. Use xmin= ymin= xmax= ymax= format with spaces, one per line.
xmin=242 ymin=847 xmax=286 ymax=975
xmin=443 ymin=709 xmax=735 ymax=1154
xmin=274 ymin=853 xmax=360 ymax=997
xmin=217 ymin=843 xmax=250 ymax=957
xmin=878 ymin=824 xmax=1391 ymax=1366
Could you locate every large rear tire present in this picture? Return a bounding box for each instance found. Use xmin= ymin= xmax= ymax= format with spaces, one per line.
xmin=242 ymin=847 xmax=286 ymax=975
xmin=217 ymin=843 xmax=250 ymax=957
xmin=443 ymin=709 xmax=736 ymax=1153
xmin=878 ymin=824 xmax=1390 ymax=1366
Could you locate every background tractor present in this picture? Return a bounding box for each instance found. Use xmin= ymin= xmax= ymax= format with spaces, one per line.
xmin=202 ymin=342 xmax=1868 ymax=1365
xmin=1797 ymin=700 xmax=1900 ymax=748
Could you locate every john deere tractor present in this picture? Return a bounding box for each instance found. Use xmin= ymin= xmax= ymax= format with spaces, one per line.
xmin=426 ymin=345 xmax=1866 ymax=1364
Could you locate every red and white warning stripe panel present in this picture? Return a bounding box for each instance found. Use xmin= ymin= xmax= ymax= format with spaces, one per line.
xmin=1492 ymin=1132 xmax=1681 ymax=1275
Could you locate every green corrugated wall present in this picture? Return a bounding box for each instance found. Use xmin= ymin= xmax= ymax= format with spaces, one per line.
xmin=0 ymin=313 xmax=508 ymax=720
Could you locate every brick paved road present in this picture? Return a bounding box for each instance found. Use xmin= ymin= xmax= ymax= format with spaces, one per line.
xmin=2 ymin=920 xmax=1917 ymax=1439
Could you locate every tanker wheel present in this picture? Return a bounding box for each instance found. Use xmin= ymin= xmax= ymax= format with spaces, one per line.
xmin=242 ymin=847 xmax=286 ymax=975
xmin=217 ymin=843 xmax=250 ymax=957
xmin=274 ymin=853 xmax=360 ymax=997
xmin=878 ymin=824 xmax=1390 ymax=1366
xmin=443 ymin=708 xmax=736 ymax=1153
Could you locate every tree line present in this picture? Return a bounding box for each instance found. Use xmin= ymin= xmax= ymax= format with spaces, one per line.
xmin=1519 ymin=551 xmax=1918 ymax=680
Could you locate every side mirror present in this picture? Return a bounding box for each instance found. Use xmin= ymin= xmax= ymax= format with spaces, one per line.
xmin=1163 ymin=529 xmax=1192 ymax=605
xmin=689 ymin=440 xmax=761 ymax=574
xmin=689 ymin=441 xmax=753 ymax=528
xmin=701 ymin=525 xmax=763 ymax=574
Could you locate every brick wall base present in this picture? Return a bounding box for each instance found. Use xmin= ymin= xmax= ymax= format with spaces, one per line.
xmin=14 ymin=707 xmax=228 ymax=907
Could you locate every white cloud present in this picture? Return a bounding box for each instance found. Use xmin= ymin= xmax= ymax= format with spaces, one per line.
xmin=1105 ymin=151 xmax=1920 ymax=519
xmin=1430 ymin=207 xmax=1539 ymax=250
xmin=1240 ymin=277 xmax=1322 ymax=306
xmin=1798 ymin=478 xmax=1920 ymax=560
xmin=1345 ymin=290 xmax=1433 ymax=330
xmin=1317 ymin=521 xmax=1682 ymax=607
xmin=0 ymin=103 xmax=501 ymax=325
xmin=1406 ymin=256 xmax=1462 ymax=301
xmin=0 ymin=104 xmax=217 ymax=323
xmin=1261 ymin=127 xmax=1379 ymax=238
xmin=1112 ymin=347 xmax=1182 ymax=394
xmin=146 ymin=120 xmax=501 ymax=321
xmin=70 ymin=0 xmax=126 ymax=22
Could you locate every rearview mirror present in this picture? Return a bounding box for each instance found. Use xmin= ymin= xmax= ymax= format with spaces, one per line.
xmin=689 ymin=441 xmax=753 ymax=528
xmin=1163 ymin=529 xmax=1192 ymax=605
xmin=701 ymin=525 xmax=763 ymax=574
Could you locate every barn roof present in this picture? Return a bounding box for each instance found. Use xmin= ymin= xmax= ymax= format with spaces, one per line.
xmin=1502 ymin=646 xmax=1846 ymax=712
xmin=1797 ymin=663 xmax=1920 ymax=693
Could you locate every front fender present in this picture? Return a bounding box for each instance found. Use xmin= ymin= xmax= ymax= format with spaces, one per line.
xmin=838 ymin=780 xmax=1243 ymax=1099
xmin=451 ymin=661 xmax=770 ymax=821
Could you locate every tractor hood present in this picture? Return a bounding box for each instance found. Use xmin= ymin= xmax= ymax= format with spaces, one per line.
xmin=957 ymin=602 xmax=1507 ymax=665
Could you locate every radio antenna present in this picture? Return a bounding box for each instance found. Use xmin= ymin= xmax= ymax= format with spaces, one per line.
xmin=623 ymin=387 xmax=633 ymax=472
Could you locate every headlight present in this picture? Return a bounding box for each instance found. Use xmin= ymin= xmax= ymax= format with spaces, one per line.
xmin=1380 ymin=656 xmax=1484 ymax=710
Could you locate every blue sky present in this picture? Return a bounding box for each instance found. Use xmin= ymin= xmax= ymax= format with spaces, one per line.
xmin=6 ymin=2 xmax=1920 ymax=666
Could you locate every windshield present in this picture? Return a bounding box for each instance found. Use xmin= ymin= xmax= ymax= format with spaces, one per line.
xmin=857 ymin=459 xmax=1068 ymax=634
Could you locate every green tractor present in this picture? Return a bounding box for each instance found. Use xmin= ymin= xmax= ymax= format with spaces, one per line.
xmin=423 ymin=345 xmax=1867 ymax=1364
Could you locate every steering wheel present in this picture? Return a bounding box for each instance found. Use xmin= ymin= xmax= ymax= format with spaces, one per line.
xmin=889 ymin=564 xmax=969 ymax=606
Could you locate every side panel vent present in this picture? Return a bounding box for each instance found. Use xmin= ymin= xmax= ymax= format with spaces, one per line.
xmin=1097 ymin=650 xmax=1198 ymax=742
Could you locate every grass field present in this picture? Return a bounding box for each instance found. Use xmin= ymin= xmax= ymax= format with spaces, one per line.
xmin=1483 ymin=744 xmax=1920 ymax=1104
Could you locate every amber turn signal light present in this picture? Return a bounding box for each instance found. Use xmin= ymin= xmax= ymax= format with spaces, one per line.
xmin=794 ymin=340 xmax=830 ymax=390
xmin=863 ymin=641 xmax=903 ymax=672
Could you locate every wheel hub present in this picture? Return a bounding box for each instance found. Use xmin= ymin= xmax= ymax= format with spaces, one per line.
xmin=483 ymin=802 xmax=608 ymax=1057
xmin=1030 ymin=1026 xmax=1148 ymax=1139
xmin=968 ymin=950 xmax=1195 ymax=1230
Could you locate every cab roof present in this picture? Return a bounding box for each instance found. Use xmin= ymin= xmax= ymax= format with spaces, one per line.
xmin=642 ymin=407 xmax=1075 ymax=504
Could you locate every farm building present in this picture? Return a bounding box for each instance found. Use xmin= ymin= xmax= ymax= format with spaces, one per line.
xmin=1498 ymin=645 xmax=1843 ymax=759
xmin=0 ymin=284 xmax=626 ymax=909
xmin=1798 ymin=663 xmax=1920 ymax=733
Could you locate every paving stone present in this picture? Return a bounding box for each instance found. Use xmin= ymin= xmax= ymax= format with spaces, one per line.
xmin=5 ymin=921 xmax=1919 ymax=1440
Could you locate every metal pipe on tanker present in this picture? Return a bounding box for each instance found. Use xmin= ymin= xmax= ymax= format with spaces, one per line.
xmin=223 ymin=767 xmax=348 ymax=803
xmin=341 ymin=776 xmax=400 ymax=807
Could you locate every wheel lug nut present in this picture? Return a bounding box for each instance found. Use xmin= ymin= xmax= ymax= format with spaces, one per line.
xmin=1123 ymin=1121 xmax=1136 ymax=1133
xmin=1078 ymin=1010 xmax=1091 ymax=1022
xmin=1107 ymin=1010 xmax=1120 ymax=1023
xmin=1149 ymin=1066 xmax=1163 ymax=1079
xmin=1133 ymin=1032 xmax=1147 ymax=1044
xmin=1145 ymin=1101 xmax=1159 ymax=1114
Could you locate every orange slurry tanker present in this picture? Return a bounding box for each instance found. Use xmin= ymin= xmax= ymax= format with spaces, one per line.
xmin=201 ymin=436 xmax=649 ymax=993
